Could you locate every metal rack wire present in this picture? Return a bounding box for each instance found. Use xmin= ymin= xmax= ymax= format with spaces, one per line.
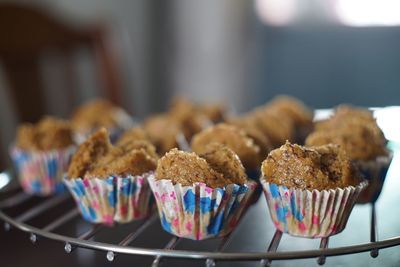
xmin=1 ymin=171 xmax=400 ymax=267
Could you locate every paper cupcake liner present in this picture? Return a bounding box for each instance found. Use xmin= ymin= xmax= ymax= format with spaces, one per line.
xmin=10 ymin=146 xmax=75 ymax=196
xmin=261 ymin=179 xmax=367 ymax=238
xmin=355 ymin=153 xmax=393 ymax=203
xmin=63 ymin=172 xmax=154 ymax=225
xmin=148 ymin=175 xmax=257 ymax=240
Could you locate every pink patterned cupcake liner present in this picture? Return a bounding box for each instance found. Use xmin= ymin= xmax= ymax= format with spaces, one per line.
xmin=148 ymin=174 xmax=257 ymax=240
xmin=261 ymin=178 xmax=367 ymax=238
xmin=10 ymin=145 xmax=75 ymax=196
xmin=64 ymin=172 xmax=154 ymax=225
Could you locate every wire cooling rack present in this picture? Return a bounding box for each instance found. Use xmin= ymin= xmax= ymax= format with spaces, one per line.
xmin=1 ymin=107 xmax=400 ymax=266
xmin=1 ymin=170 xmax=399 ymax=267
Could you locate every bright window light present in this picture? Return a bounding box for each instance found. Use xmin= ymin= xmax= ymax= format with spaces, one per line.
xmin=335 ymin=0 xmax=400 ymax=26
xmin=255 ymin=0 xmax=296 ymax=26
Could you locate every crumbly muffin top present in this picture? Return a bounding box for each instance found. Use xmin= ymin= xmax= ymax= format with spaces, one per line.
xmin=245 ymin=109 xmax=295 ymax=147
xmin=227 ymin=118 xmax=273 ymax=159
xmin=117 ymin=127 xmax=149 ymax=144
xmin=143 ymin=114 xmax=181 ymax=154
xmin=191 ymin=123 xmax=261 ymax=170
xmin=309 ymin=105 xmax=387 ymax=160
xmin=261 ymin=141 xmax=362 ymax=190
xmin=16 ymin=116 xmax=74 ymax=151
xmin=155 ymin=148 xmax=230 ymax=188
xmin=71 ymin=98 xmax=126 ymax=131
xmin=67 ymin=128 xmax=157 ymax=179
xmin=198 ymin=143 xmax=247 ymax=185
xmin=266 ymin=95 xmax=314 ymax=127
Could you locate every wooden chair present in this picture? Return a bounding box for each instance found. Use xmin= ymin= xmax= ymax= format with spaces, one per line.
xmin=0 ymin=3 xmax=122 ymax=123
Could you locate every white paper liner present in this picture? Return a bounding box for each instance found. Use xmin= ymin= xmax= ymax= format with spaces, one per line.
xmin=10 ymin=145 xmax=75 ymax=196
xmin=64 ymin=172 xmax=154 ymax=225
xmin=261 ymin=178 xmax=367 ymax=238
xmin=148 ymin=174 xmax=257 ymax=240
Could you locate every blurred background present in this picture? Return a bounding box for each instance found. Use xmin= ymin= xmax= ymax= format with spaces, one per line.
xmin=1 ymin=0 xmax=400 ymax=167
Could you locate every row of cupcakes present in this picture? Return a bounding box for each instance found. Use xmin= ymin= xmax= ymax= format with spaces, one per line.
xmin=9 ymin=97 xmax=392 ymax=240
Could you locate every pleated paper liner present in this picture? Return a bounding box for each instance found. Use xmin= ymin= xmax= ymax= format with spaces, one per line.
xmin=63 ymin=172 xmax=154 ymax=226
xmin=261 ymin=179 xmax=368 ymax=238
xmin=355 ymin=153 xmax=393 ymax=203
xmin=10 ymin=145 xmax=75 ymax=196
xmin=148 ymin=175 xmax=257 ymax=240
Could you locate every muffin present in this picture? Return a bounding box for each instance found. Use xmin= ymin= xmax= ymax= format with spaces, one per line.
xmin=191 ymin=123 xmax=261 ymax=171
xmin=71 ymin=98 xmax=133 ymax=143
xmin=64 ymin=128 xmax=157 ymax=225
xmin=266 ymin=95 xmax=314 ymax=143
xmin=306 ymin=105 xmax=391 ymax=203
xmin=148 ymin=145 xmax=256 ymax=240
xmin=261 ymin=141 xmax=367 ymax=238
xmin=143 ymin=114 xmax=182 ymax=154
xmin=10 ymin=116 xmax=76 ymax=195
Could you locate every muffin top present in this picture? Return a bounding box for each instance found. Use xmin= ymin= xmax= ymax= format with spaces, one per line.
xmin=266 ymin=95 xmax=313 ymax=127
xmin=71 ymin=98 xmax=130 ymax=132
xmin=308 ymin=105 xmax=387 ymax=161
xmin=116 ymin=127 xmax=150 ymax=147
xmin=155 ymin=146 xmax=248 ymax=188
xmin=67 ymin=128 xmax=157 ymax=179
xmin=143 ymin=114 xmax=181 ymax=154
xmin=244 ymin=109 xmax=295 ymax=147
xmin=191 ymin=123 xmax=261 ymax=170
xmin=16 ymin=116 xmax=74 ymax=151
xmin=261 ymin=141 xmax=362 ymax=190
xmin=198 ymin=143 xmax=247 ymax=185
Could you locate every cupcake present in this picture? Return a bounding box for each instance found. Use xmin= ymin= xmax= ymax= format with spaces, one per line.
xmin=10 ymin=116 xmax=76 ymax=196
xmin=261 ymin=141 xmax=367 ymax=238
xmin=148 ymin=144 xmax=257 ymax=240
xmin=71 ymin=98 xmax=133 ymax=143
xmin=265 ymin=95 xmax=314 ymax=143
xmin=306 ymin=105 xmax=391 ymax=203
xmin=64 ymin=128 xmax=158 ymax=225
xmin=191 ymin=123 xmax=262 ymax=173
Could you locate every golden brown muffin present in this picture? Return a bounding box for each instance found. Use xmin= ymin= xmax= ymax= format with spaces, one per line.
xmin=116 ymin=127 xmax=149 ymax=147
xmin=143 ymin=114 xmax=181 ymax=154
xmin=266 ymin=95 xmax=313 ymax=127
xmin=16 ymin=116 xmax=74 ymax=151
xmin=168 ymin=97 xmax=211 ymax=140
xmin=198 ymin=143 xmax=247 ymax=185
xmin=191 ymin=123 xmax=260 ymax=170
xmin=261 ymin=141 xmax=362 ymax=190
xmin=71 ymin=98 xmax=130 ymax=132
xmin=67 ymin=128 xmax=112 ymax=178
xmin=305 ymin=124 xmax=387 ymax=161
xmin=246 ymin=109 xmax=294 ymax=147
xmin=155 ymin=148 xmax=230 ymax=188
xmin=117 ymin=140 xmax=159 ymax=161
xmin=68 ymin=128 xmax=157 ymax=179
xmin=87 ymin=148 xmax=157 ymax=177
xmin=198 ymin=103 xmax=226 ymax=123
xmin=227 ymin=118 xmax=273 ymax=159
xmin=309 ymin=105 xmax=387 ymax=160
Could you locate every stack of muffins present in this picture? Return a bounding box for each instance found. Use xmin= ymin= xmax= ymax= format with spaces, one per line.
xmin=10 ymin=96 xmax=392 ymax=241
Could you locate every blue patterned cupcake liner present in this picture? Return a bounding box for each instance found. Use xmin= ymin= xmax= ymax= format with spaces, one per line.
xmin=261 ymin=178 xmax=367 ymax=238
xmin=148 ymin=174 xmax=257 ymax=240
xmin=63 ymin=172 xmax=154 ymax=225
xmin=10 ymin=145 xmax=75 ymax=196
